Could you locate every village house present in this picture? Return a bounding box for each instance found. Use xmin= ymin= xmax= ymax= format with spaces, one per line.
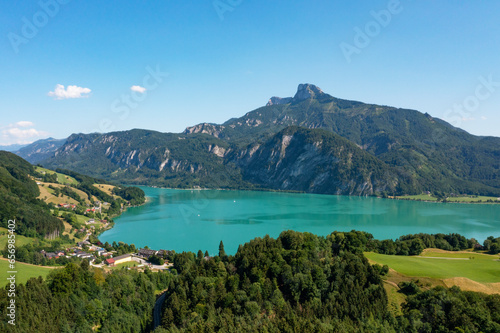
xmin=73 ymin=249 xmax=93 ymax=259
xmin=88 ymin=245 xmax=104 ymax=252
xmin=66 ymin=247 xmax=79 ymax=255
xmin=157 ymin=249 xmax=172 ymax=260
xmin=40 ymin=250 xmax=65 ymax=259
xmin=113 ymin=254 xmax=133 ymax=265
xmin=45 ymin=252 xmax=58 ymax=259
xmin=58 ymin=203 xmax=76 ymax=209
xmin=138 ymin=248 xmax=158 ymax=259
xmin=98 ymin=250 xmax=112 ymax=257
xmin=105 ymin=254 xmax=133 ymax=266
xmin=105 ymin=258 xmax=115 ymax=266
xmin=77 ymin=240 xmax=91 ymax=248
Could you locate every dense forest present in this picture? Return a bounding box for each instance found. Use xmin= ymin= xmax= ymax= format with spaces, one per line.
xmin=0 ymin=261 xmax=171 ymax=332
xmin=0 ymin=151 xmax=63 ymax=237
xmin=329 ymin=230 xmax=477 ymax=255
xmin=1 ymin=230 xmax=499 ymax=332
xmin=154 ymin=231 xmax=500 ymax=332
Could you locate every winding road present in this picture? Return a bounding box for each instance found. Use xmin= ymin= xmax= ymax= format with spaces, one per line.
xmin=153 ymin=290 xmax=168 ymax=330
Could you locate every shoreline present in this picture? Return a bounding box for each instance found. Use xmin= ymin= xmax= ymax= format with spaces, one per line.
xmin=95 ymin=196 xmax=149 ymax=238
xmin=132 ymin=185 xmax=500 ymax=205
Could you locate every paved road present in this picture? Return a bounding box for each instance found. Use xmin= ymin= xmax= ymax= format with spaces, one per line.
xmin=153 ymin=291 xmax=167 ymax=330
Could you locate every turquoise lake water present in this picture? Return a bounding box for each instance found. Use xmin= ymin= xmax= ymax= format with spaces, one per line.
xmin=99 ymin=187 xmax=500 ymax=255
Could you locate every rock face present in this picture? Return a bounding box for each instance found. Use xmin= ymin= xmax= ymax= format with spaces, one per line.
xmin=292 ymin=83 xmax=324 ymax=102
xmin=266 ymin=97 xmax=292 ymax=106
xmin=265 ymin=84 xmax=323 ymax=106
xmin=42 ymin=129 xmax=244 ymax=188
xmin=236 ymin=127 xmax=401 ymax=195
xmin=183 ymin=123 xmax=225 ymax=138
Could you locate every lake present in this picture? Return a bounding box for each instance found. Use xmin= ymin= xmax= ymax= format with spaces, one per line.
xmin=99 ymin=187 xmax=500 ymax=255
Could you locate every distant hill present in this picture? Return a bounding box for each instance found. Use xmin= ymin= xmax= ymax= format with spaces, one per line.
xmin=15 ymin=137 xmax=66 ymax=164
xmin=43 ymin=129 xmax=249 ymax=189
xmin=40 ymin=84 xmax=500 ymax=196
xmin=0 ymin=143 xmax=29 ymax=152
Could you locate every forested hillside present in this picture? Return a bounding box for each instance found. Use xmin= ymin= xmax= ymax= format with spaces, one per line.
xmin=0 ymin=151 xmax=63 ymax=237
xmin=43 ymin=130 xmax=249 ymax=189
xmin=0 ymin=261 xmax=171 ymax=332
xmin=1 ymin=230 xmax=499 ymax=332
xmin=156 ymin=231 xmax=500 ymax=332
xmin=0 ymin=151 xmax=145 ymax=241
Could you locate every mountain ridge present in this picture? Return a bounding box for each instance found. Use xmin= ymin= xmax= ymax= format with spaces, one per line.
xmin=15 ymin=83 xmax=500 ymax=196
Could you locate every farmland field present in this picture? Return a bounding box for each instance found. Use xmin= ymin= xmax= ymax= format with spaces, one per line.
xmin=0 ymin=258 xmax=56 ymax=286
xmin=365 ymin=249 xmax=500 ymax=284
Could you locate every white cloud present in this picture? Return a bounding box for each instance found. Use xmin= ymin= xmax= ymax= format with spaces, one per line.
xmin=15 ymin=120 xmax=34 ymax=127
xmin=130 ymin=85 xmax=146 ymax=93
xmin=48 ymin=84 xmax=91 ymax=100
xmin=480 ymin=116 xmax=487 ymax=120
xmin=1 ymin=121 xmax=48 ymax=145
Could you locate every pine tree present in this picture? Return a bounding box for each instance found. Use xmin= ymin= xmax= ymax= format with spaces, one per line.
xmin=219 ymin=240 xmax=226 ymax=258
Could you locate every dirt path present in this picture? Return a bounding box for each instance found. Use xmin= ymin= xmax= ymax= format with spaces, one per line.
xmin=421 ymin=248 xmax=474 ymax=255
xmin=415 ymin=256 xmax=469 ymax=260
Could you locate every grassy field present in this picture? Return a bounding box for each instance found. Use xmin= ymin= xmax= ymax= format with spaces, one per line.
xmin=94 ymin=184 xmax=118 ymax=199
xmin=37 ymin=182 xmax=92 ymax=206
xmin=38 ymin=183 xmax=80 ymax=205
xmin=36 ymin=166 xmax=78 ymax=185
xmin=0 ymin=228 xmax=35 ymax=250
xmin=61 ymin=221 xmax=86 ymax=242
xmin=365 ymin=250 xmax=500 ymax=284
xmin=396 ymin=193 xmax=499 ymax=203
xmin=109 ymin=261 xmax=139 ymax=270
xmin=0 ymin=258 xmax=56 ymax=286
xmin=35 ymin=166 xmax=78 ymax=185
xmin=396 ymin=194 xmax=438 ymax=201
xmin=446 ymin=195 xmax=500 ymax=203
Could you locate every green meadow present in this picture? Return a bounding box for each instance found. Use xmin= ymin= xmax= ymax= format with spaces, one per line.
xmin=0 ymin=259 xmax=55 ymax=286
xmin=109 ymin=261 xmax=139 ymax=270
xmin=0 ymin=228 xmax=35 ymax=250
xmin=396 ymin=194 xmax=438 ymax=201
xmin=396 ymin=194 xmax=499 ymax=203
xmin=365 ymin=250 xmax=500 ymax=284
xmin=35 ymin=166 xmax=78 ymax=185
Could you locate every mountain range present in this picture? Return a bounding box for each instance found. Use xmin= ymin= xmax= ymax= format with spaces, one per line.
xmin=13 ymin=84 xmax=500 ymax=196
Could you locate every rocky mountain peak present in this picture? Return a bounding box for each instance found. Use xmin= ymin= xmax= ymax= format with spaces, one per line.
xmin=293 ymin=84 xmax=324 ymax=101
xmin=266 ymin=96 xmax=292 ymax=106
xmin=266 ymin=84 xmax=324 ymax=106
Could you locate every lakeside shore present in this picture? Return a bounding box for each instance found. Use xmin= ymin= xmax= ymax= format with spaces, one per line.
xmin=129 ymin=184 xmax=500 ymax=205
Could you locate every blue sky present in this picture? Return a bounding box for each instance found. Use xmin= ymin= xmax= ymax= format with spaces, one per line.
xmin=1 ymin=0 xmax=500 ymax=145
